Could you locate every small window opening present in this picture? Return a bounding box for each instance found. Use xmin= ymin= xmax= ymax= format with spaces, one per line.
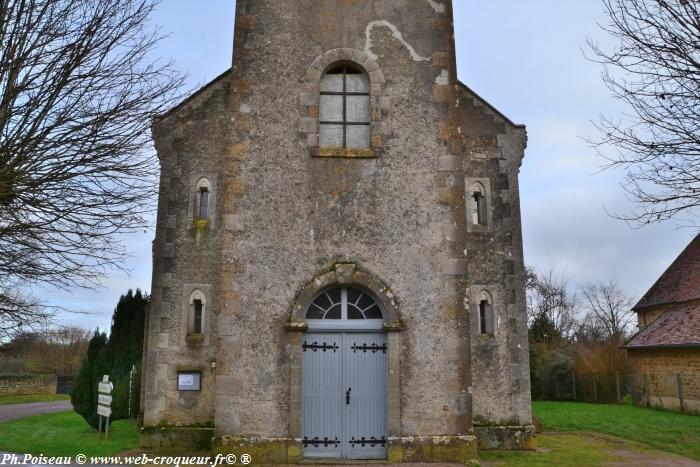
xmin=193 ymin=299 xmax=203 ymax=334
xmin=479 ymin=300 xmax=488 ymax=334
xmin=472 ymin=190 xmax=486 ymax=225
xmin=319 ymin=64 xmax=371 ymax=149
xmin=197 ymin=187 xmax=209 ymax=220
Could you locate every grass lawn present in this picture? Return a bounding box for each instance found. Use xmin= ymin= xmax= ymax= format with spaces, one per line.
xmin=0 ymin=411 xmax=139 ymax=456
xmin=0 ymin=394 xmax=70 ymax=405
xmin=481 ymin=432 xmax=625 ymax=466
xmin=532 ymin=401 xmax=700 ymax=460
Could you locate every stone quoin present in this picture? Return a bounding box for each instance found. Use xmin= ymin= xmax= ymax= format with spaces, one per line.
xmin=140 ymin=0 xmax=534 ymax=463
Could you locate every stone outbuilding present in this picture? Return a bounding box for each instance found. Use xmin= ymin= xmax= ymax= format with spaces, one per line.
xmin=140 ymin=0 xmax=533 ymax=463
xmin=623 ymin=234 xmax=700 ymax=414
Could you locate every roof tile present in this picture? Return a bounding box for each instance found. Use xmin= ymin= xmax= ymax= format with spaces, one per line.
xmin=634 ymin=234 xmax=700 ymax=310
xmin=624 ymin=301 xmax=700 ymax=348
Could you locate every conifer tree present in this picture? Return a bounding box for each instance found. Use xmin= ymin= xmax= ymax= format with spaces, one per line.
xmin=71 ymin=289 xmax=148 ymax=429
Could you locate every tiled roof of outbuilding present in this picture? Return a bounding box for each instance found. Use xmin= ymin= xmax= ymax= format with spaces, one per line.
xmin=623 ymin=301 xmax=700 ymax=348
xmin=633 ymin=234 xmax=700 ymax=310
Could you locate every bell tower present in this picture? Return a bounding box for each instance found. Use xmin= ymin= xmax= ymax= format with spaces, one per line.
xmin=142 ymin=1 xmax=532 ymax=463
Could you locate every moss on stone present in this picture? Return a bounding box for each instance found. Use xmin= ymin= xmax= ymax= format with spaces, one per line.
xmin=388 ymin=435 xmax=478 ymax=464
xmin=212 ymin=437 xmax=293 ymax=465
xmin=472 ymin=415 xmax=523 ymax=427
xmin=140 ymin=426 xmax=214 ymax=450
xmin=317 ymin=147 xmax=375 ymax=158
xmin=194 ymin=219 xmax=209 ymax=232
xmin=387 ymin=444 xmax=403 ymax=463
xmin=473 ymin=425 xmax=537 ymax=451
xmin=186 ymin=333 xmax=205 ymax=345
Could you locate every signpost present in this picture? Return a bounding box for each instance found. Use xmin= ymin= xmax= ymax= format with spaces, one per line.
xmin=97 ymin=375 xmax=113 ymax=438
xmin=128 ymin=364 xmax=136 ymax=420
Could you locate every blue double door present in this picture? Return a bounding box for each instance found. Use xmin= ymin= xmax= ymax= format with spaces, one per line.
xmin=302 ymin=332 xmax=388 ymax=460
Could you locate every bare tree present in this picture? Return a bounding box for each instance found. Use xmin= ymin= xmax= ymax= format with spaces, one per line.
xmin=588 ymin=0 xmax=700 ymax=226
xmin=526 ymin=267 xmax=579 ymax=341
xmin=579 ymin=280 xmax=636 ymax=340
xmin=0 ymin=283 xmax=52 ymax=341
xmin=26 ymin=326 xmax=92 ymax=375
xmin=0 ymin=0 xmax=185 ymax=335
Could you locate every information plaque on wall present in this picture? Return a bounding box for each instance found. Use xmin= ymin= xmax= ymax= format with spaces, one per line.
xmin=177 ymin=371 xmax=201 ymax=391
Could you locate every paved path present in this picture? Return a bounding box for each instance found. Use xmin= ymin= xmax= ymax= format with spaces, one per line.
xmin=0 ymin=400 xmax=72 ymax=422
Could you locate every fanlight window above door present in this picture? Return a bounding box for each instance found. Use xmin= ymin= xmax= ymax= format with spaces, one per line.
xmin=306 ymin=286 xmax=383 ymax=322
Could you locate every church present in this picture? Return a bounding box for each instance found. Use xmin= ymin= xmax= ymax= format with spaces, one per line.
xmin=140 ymin=0 xmax=533 ymax=463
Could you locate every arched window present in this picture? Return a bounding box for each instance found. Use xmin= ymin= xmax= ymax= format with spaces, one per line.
xmin=305 ymin=286 xmax=384 ymax=330
xmin=478 ymin=290 xmax=494 ymax=335
xmin=319 ymin=63 xmax=370 ymax=149
xmin=195 ymin=178 xmax=211 ymax=221
xmin=188 ymin=290 xmax=206 ymax=336
xmin=470 ymin=182 xmax=487 ymax=226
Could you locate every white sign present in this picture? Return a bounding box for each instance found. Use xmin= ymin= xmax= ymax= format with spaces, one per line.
xmin=177 ymin=372 xmax=201 ymax=391
xmin=97 ymin=375 xmax=112 ymax=422
xmin=178 ymin=374 xmax=194 ymax=386
xmin=98 ymin=375 xmax=113 ymax=394
xmin=97 ymin=405 xmax=112 ymax=417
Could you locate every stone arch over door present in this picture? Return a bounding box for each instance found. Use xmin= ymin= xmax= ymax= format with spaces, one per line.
xmin=285 ymin=263 xmax=402 ymax=459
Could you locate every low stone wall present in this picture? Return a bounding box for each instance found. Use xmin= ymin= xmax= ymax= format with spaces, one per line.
xmin=473 ymin=425 xmax=537 ymax=451
xmin=0 ymin=374 xmax=57 ymax=396
xmin=209 ymin=434 xmax=479 ymax=464
xmin=141 ymin=426 xmax=214 ymax=451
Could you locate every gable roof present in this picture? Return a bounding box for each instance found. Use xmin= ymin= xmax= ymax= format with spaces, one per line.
xmin=155 ymin=68 xmax=231 ymax=121
xmin=623 ymin=301 xmax=700 ymax=349
xmin=633 ymin=234 xmax=700 ymax=310
xmin=457 ymin=80 xmax=525 ymax=130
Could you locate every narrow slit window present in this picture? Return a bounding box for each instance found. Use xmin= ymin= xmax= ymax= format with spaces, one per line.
xmin=474 ymin=191 xmax=488 ymax=225
xmin=478 ymin=292 xmax=494 ymax=336
xmin=470 ymin=183 xmax=487 ymax=226
xmin=479 ymin=300 xmax=488 ymax=334
xmin=473 ymin=192 xmax=482 ymax=225
xmin=193 ymin=299 xmax=203 ymax=334
xmin=198 ymin=187 xmax=209 ymax=220
xmin=194 ymin=178 xmax=212 ymax=222
xmin=187 ymin=290 xmax=206 ymax=338
xmin=319 ymin=64 xmax=370 ymax=149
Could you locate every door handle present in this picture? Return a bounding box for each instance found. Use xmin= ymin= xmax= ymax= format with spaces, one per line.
xmin=346 ymin=388 xmax=351 ymax=405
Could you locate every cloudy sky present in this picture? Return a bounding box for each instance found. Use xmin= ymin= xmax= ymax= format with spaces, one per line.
xmin=42 ymin=0 xmax=695 ymax=331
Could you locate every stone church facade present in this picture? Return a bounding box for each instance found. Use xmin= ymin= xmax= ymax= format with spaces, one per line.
xmin=140 ymin=0 xmax=533 ymax=463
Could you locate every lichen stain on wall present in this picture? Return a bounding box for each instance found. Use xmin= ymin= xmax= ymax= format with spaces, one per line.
xmin=364 ymin=20 xmax=431 ymax=62
xmin=425 ymin=0 xmax=446 ymax=13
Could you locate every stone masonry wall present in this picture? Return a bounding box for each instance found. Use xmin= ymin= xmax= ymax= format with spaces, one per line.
xmin=0 ymin=374 xmax=56 ymax=395
xmin=456 ymin=87 xmax=532 ymax=427
xmin=143 ymin=72 xmax=231 ymax=427
xmin=214 ymin=0 xmax=477 ymax=438
xmin=143 ymin=0 xmax=531 ymax=446
xmin=627 ymin=347 xmax=700 ymax=414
